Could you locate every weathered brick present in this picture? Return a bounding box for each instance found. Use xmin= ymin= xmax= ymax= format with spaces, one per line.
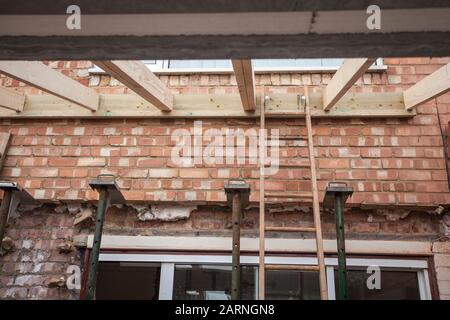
xmin=77 ymin=157 xmax=106 ymax=167
xmin=179 ymin=168 xmax=209 ymax=179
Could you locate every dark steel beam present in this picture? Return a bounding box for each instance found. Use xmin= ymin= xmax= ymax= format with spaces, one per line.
xmin=1 ymin=33 xmax=450 ymax=60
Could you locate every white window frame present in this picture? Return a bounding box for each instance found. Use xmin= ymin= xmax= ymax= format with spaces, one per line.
xmin=89 ymin=58 xmax=386 ymax=75
xmin=98 ymin=253 xmax=431 ymax=300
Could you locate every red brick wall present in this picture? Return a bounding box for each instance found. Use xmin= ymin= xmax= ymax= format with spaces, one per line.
xmin=93 ymin=205 xmax=442 ymax=240
xmin=1 ymin=57 xmax=450 ymax=206
xmin=0 ymin=206 xmax=80 ymax=299
xmin=1 ymin=58 xmax=450 ymax=299
xmin=0 ymin=204 xmax=441 ymax=299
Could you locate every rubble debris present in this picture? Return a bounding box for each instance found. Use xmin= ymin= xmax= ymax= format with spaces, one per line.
xmin=1 ymin=236 xmax=14 ymax=255
xmin=67 ymin=203 xmax=82 ymax=215
xmin=57 ymin=240 xmax=74 ymax=254
xmin=46 ymin=276 xmax=66 ymax=288
xmin=434 ymin=205 xmax=446 ymax=215
xmin=17 ymin=204 xmax=42 ymax=213
xmin=132 ymin=204 xmax=150 ymax=219
xmin=136 ymin=205 xmax=197 ymax=221
xmin=375 ymin=209 xmax=411 ymax=221
xmin=74 ymin=208 xmax=94 ymax=226
xmin=268 ymin=205 xmax=310 ymax=214
xmin=54 ymin=204 xmax=68 ymax=214
xmin=440 ymin=214 xmax=450 ymax=237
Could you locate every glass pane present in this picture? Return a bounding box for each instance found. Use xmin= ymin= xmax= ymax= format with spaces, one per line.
xmin=253 ymin=59 xmax=298 ymax=68
xmin=266 ymin=270 xmax=320 ymax=300
xmin=253 ymin=59 xmax=344 ymax=68
xmin=334 ymin=269 xmax=421 ymax=300
xmin=168 ymin=60 xmax=231 ymax=69
xmin=173 ymin=264 xmax=257 ymax=300
xmin=166 ymin=59 xmax=347 ymax=69
xmin=96 ymin=262 xmax=161 ymax=300
xmin=320 ymin=58 xmax=345 ymax=66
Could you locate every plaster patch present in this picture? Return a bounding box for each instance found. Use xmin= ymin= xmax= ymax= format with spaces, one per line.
xmin=136 ymin=205 xmax=197 ymax=221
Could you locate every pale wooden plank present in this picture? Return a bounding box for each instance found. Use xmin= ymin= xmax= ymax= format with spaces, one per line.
xmin=93 ymin=60 xmax=173 ymax=111
xmin=0 ymin=61 xmax=99 ymax=111
xmin=404 ymin=63 xmax=450 ymax=110
xmin=305 ymin=86 xmax=328 ymax=300
xmin=0 ymin=92 xmax=414 ymax=119
xmin=0 ymin=86 xmax=25 ymax=112
xmin=76 ymin=235 xmax=432 ymax=255
xmin=232 ymin=59 xmax=256 ymax=111
xmin=0 ymin=132 xmax=11 ymax=172
xmin=323 ymin=58 xmax=375 ymax=111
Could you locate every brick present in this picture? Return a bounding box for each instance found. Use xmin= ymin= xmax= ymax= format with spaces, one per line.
xmin=398 ymin=170 xmax=432 ymax=180
xmin=351 ymin=159 xmax=382 ymax=169
xmin=136 ymin=158 xmax=166 ymax=168
xmin=29 ymin=168 xmax=59 ymax=178
xmin=77 ymin=157 xmax=106 ymax=166
xmin=59 ymin=168 xmax=89 ymax=178
xmin=62 ymin=147 xmax=91 ymax=157
xmin=179 ymin=168 xmax=209 ymax=179
xmin=149 ymin=169 xmax=178 ymax=178
xmin=360 ymin=148 xmax=392 ymax=158
xmin=133 ymin=180 xmax=162 ymax=189
xmin=210 ymin=168 xmax=240 ymax=179
xmin=79 ymin=137 xmax=107 ymax=145
xmin=109 ymin=136 xmax=137 ymax=146
xmin=20 ymin=157 xmax=48 ymax=166
xmin=366 ymin=170 xmax=398 ymax=180
xmin=92 ymin=147 xmax=120 ymax=157
xmin=118 ymin=169 xmax=148 ymax=178
xmin=14 ymin=275 xmax=45 ymax=286
xmin=318 ymin=159 xmax=349 ymax=169
xmin=48 ymin=158 xmax=77 ymax=167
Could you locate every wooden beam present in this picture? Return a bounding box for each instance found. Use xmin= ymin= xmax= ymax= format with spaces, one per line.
xmin=323 ymin=58 xmax=375 ymax=111
xmin=93 ymin=61 xmax=173 ymax=111
xmin=232 ymin=60 xmax=256 ymax=111
xmin=404 ymin=63 xmax=450 ymax=110
xmin=0 ymin=92 xmax=414 ymax=119
xmin=0 ymin=132 xmax=11 ymax=173
xmin=0 ymin=61 xmax=99 ymax=111
xmin=0 ymin=86 xmax=25 ymax=112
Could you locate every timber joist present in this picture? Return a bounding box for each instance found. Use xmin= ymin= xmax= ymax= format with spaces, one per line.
xmin=1 ymin=59 xmax=448 ymax=119
xmin=0 ymin=92 xmax=414 ymax=119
